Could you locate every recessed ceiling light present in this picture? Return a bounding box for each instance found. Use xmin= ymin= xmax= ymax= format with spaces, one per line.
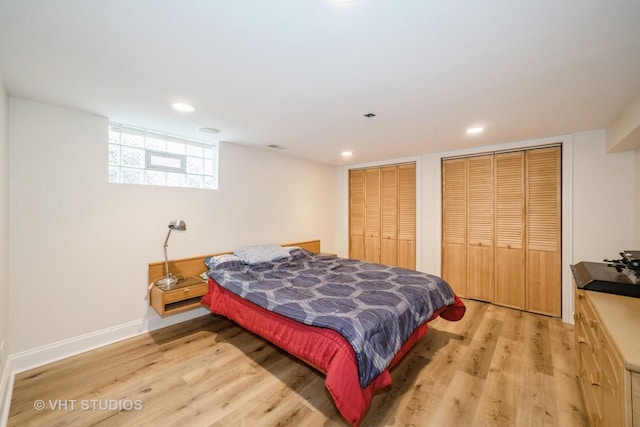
xmin=172 ymin=102 xmax=196 ymax=113
xmin=197 ymin=127 xmax=220 ymax=134
xmin=341 ymin=151 xmax=353 ymax=157
xmin=466 ymin=127 xmax=484 ymax=134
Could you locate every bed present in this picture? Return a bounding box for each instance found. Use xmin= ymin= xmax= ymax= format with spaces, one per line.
xmin=149 ymin=240 xmax=465 ymax=425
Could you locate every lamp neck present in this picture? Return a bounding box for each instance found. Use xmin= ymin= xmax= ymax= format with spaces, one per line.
xmin=163 ymin=228 xmax=173 ymax=248
xmin=163 ymin=228 xmax=173 ymax=278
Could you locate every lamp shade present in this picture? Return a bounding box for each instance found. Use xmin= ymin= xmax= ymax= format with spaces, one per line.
xmin=169 ymin=219 xmax=186 ymax=231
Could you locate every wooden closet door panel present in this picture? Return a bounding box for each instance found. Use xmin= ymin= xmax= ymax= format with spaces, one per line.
xmin=527 ymin=250 xmax=561 ymax=316
xmin=349 ymin=169 xmax=366 ymax=261
xmin=380 ymin=239 xmax=397 ymax=267
xmin=527 ymin=147 xmax=561 ymax=253
xmin=495 ymin=247 xmax=525 ymax=308
xmin=495 ymin=151 xmax=525 ymax=310
xmin=468 ymin=245 xmax=494 ymax=301
xmin=364 ymin=168 xmax=381 ymax=263
xmin=398 ymin=163 xmax=416 ymax=269
xmin=526 ymin=146 xmax=561 ymax=316
xmin=442 ymin=244 xmax=467 ymax=296
xmin=398 ymin=240 xmax=416 ymax=270
xmin=381 ymin=166 xmax=398 ymax=266
xmin=442 ymin=158 xmax=467 ymax=296
xmin=467 ymin=155 xmax=494 ymax=302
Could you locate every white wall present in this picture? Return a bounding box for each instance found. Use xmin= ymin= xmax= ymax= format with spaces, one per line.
xmin=0 ymin=76 xmax=10 ymax=404
xmin=573 ymin=130 xmax=636 ymax=262
xmin=8 ymin=97 xmax=338 ymax=367
xmin=607 ymin=90 xmax=640 ymax=152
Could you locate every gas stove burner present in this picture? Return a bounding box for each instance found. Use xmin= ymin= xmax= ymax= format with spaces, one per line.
xmin=572 ymin=258 xmax=640 ymax=298
xmin=604 ymin=251 xmax=640 ymax=275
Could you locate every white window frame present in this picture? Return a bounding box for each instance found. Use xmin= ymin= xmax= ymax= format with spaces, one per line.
xmin=108 ymin=123 xmax=218 ymax=190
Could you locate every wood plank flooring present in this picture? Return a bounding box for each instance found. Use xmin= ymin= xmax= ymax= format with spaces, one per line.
xmin=7 ymin=299 xmax=587 ymax=426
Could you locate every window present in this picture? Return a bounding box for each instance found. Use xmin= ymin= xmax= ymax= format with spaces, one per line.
xmin=108 ymin=123 xmax=218 ymax=189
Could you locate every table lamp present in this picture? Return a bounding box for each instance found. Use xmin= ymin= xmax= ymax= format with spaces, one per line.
xmin=155 ymin=219 xmax=186 ymax=290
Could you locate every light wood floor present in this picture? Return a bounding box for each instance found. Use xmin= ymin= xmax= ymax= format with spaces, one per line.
xmin=8 ymin=299 xmax=587 ymax=426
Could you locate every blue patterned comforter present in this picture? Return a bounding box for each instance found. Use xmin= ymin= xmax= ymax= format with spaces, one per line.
xmin=207 ymin=248 xmax=456 ymax=387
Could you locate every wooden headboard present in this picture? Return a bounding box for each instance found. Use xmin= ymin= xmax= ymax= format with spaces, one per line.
xmin=148 ymin=239 xmax=321 ymax=284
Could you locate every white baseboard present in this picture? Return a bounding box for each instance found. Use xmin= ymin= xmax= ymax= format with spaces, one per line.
xmin=0 ymin=307 xmax=209 ymax=426
xmin=10 ymin=307 xmax=209 ymax=374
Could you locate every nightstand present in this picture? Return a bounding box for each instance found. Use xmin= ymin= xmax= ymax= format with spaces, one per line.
xmin=149 ymin=276 xmax=208 ymax=316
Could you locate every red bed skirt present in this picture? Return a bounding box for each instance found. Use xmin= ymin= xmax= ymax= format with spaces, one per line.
xmin=201 ymin=279 xmax=465 ymax=425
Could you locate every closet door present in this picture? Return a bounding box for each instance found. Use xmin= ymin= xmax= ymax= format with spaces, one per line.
xmin=442 ymin=158 xmax=468 ymax=297
xmin=364 ymin=168 xmax=381 ymax=263
xmin=494 ymin=151 xmax=526 ymax=310
xmin=526 ymin=147 xmax=561 ymax=316
xmin=380 ymin=165 xmax=398 ymax=266
xmin=349 ymin=169 xmax=366 ymax=261
xmin=467 ymin=155 xmax=494 ymax=302
xmin=397 ymin=163 xmax=416 ymax=269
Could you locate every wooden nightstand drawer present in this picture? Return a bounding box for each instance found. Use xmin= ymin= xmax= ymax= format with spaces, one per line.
xmin=150 ymin=276 xmax=208 ymax=316
xmin=163 ymin=282 xmax=207 ymax=303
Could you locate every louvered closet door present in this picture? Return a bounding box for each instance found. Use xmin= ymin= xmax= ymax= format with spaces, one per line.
xmin=349 ymin=169 xmax=366 ymax=261
xmin=442 ymin=158 xmax=468 ymax=297
xmin=380 ymin=166 xmax=398 ymax=266
xmin=494 ymin=151 xmax=526 ymax=310
xmin=467 ymin=155 xmax=494 ymax=302
xmin=364 ymin=168 xmax=381 ymax=263
xmin=397 ymin=163 xmax=416 ymax=269
xmin=526 ymin=147 xmax=561 ymax=316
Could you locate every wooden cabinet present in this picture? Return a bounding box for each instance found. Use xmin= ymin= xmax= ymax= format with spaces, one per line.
xmin=574 ymin=289 xmax=640 ymax=426
xmin=380 ymin=165 xmax=398 ymax=266
xmin=494 ymin=151 xmax=526 ymax=309
xmin=349 ymin=162 xmax=416 ymax=268
xmin=349 ymin=169 xmax=366 ymax=261
xmin=442 ymin=158 xmax=468 ymax=296
xmin=526 ymin=147 xmax=562 ymax=316
xmin=441 ymin=146 xmax=561 ymax=316
xmin=150 ymin=276 xmax=208 ymax=316
xmin=364 ymin=168 xmax=381 ymax=264
xmin=633 ymin=372 xmax=640 ymax=426
xmin=397 ymin=163 xmax=417 ymax=269
xmin=467 ymin=155 xmax=494 ymax=302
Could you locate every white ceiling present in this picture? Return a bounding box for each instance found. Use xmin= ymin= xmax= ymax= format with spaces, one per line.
xmin=1 ymin=0 xmax=639 ymax=165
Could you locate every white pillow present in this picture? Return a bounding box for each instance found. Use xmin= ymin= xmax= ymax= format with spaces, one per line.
xmin=234 ymin=244 xmax=291 ymax=265
xmin=204 ymin=253 xmax=243 ymax=269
